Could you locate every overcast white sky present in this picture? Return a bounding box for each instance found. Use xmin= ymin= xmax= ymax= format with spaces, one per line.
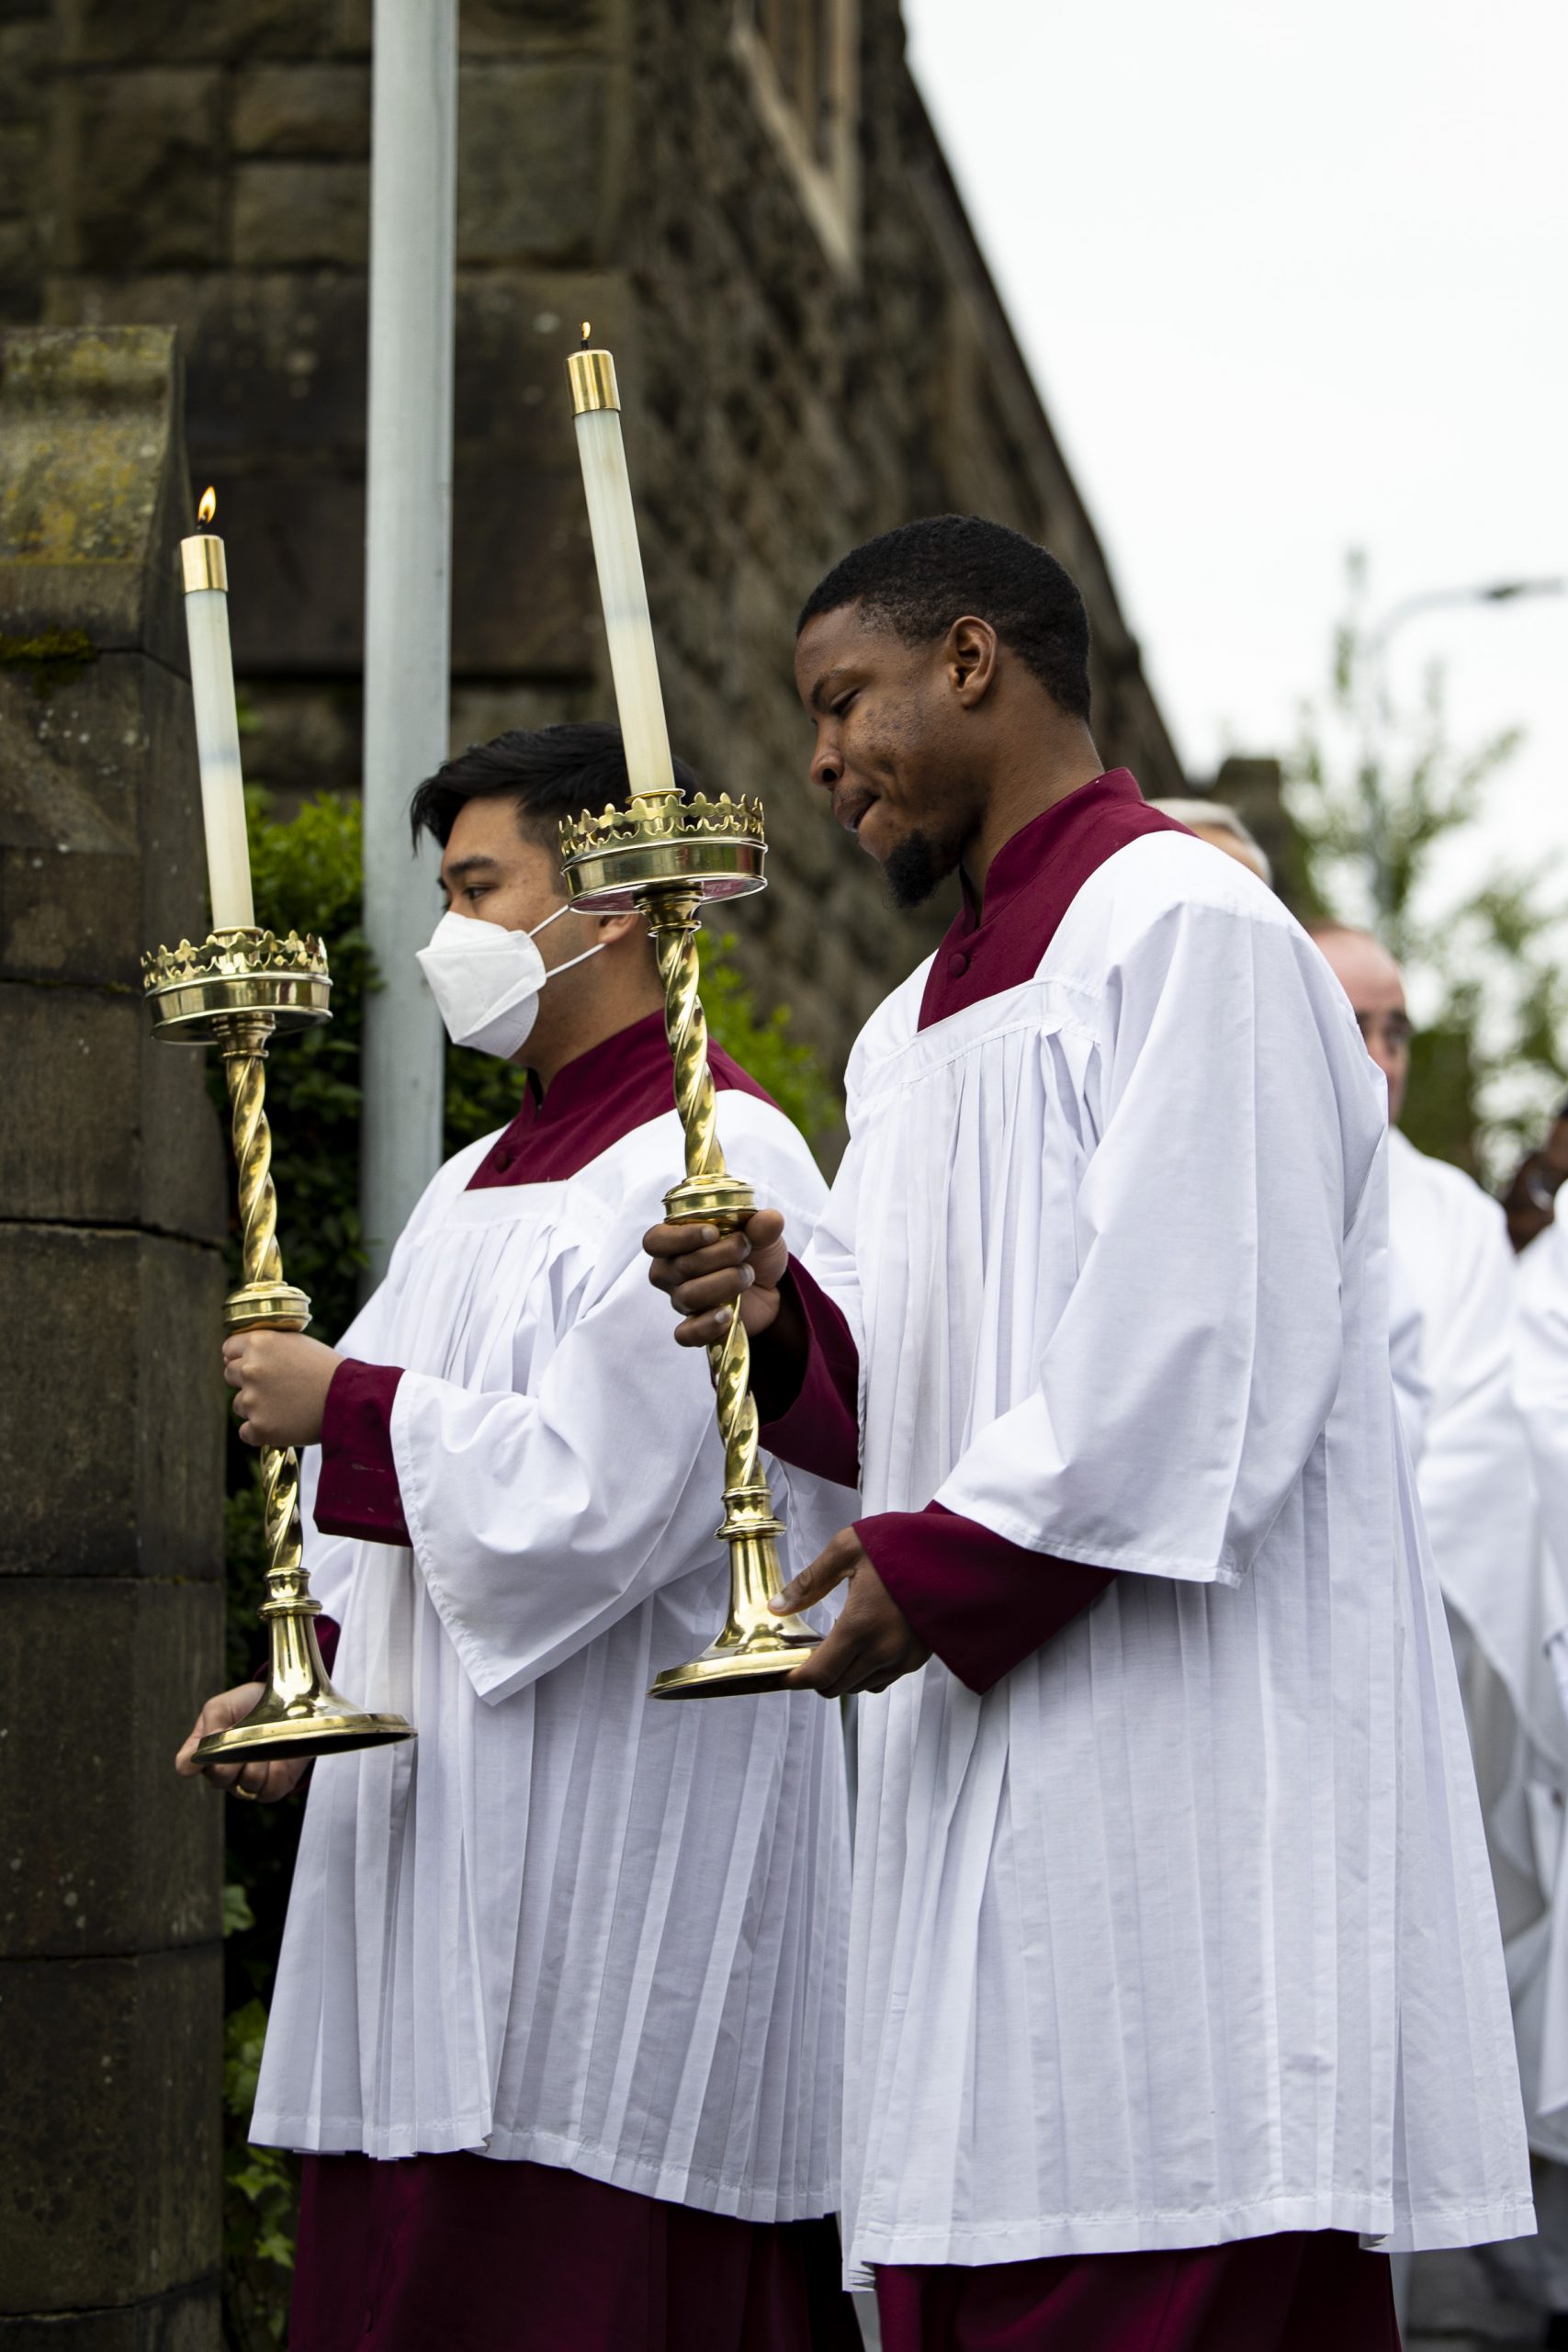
xmin=903 ymin=0 xmax=1567 ymax=888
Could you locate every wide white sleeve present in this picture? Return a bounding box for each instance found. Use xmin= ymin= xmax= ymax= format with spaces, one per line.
xmin=937 ymin=900 xmax=1373 ymax=1582
xmin=391 ymin=1107 xmax=842 ymax=1702
xmin=295 ymin=1141 xmax=494 ymax=1626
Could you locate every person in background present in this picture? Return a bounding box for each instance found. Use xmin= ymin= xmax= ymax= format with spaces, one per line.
xmin=1504 ymin=1103 xmax=1568 ymax=1255
xmin=1147 ymin=795 xmax=1272 ymax=884
xmin=1314 ymin=921 xmax=1568 ymax=2340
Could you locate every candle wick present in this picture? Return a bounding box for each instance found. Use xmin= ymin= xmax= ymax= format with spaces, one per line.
xmin=581 ymin=321 xmax=592 ymax=344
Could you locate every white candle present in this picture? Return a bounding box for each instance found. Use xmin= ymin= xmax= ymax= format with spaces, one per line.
xmin=179 ymin=496 xmax=255 ymax=932
xmin=567 ymin=340 xmax=678 ymax=798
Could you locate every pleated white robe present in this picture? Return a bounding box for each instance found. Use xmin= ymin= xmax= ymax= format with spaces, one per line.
xmin=251 ymin=1090 xmax=853 ymax=2224
xmin=1388 ymin=1129 xmax=1568 ymax=2189
xmin=803 ymin=832 xmax=1531 ymax=2277
xmin=1513 ymin=1214 xmax=1568 ymax=2158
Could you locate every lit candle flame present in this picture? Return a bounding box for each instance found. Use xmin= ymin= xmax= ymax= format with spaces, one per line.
xmin=581 ymin=321 xmax=592 ymax=344
xmin=197 ymin=486 xmax=217 ymax=526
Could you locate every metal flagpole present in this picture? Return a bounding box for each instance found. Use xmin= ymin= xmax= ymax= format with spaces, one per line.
xmin=359 ymin=0 xmax=457 ymax=1285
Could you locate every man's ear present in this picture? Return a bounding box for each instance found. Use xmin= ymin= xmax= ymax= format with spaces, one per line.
xmin=595 ymin=908 xmax=649 ymax=949
xmin=946 ymin=616 xmax=999 ymax=707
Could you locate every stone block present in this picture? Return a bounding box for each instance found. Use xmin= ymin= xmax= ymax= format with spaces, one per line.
xmin=0 ymin=987 xmax=143 ymax=1220
xmin=0 ymin=2280 xmax=220 ymax=2348
xmin=0 ymin=1579 xmax=223 ymax=1959
xmin=0 ymin=123 xmax=39 ymax=215
xmin=0 ymin=1945 xmax=221 ymax=2312
xmin=0 ymin=1227 xmax=225 ymax=1583
xmin=231 ymin=61 xmax=368 ymax=157
xmin=0 ymin=220 xmax=43 ymax=327
xmin=238 ymin=676 xmax=360 ymax=802
xmin=0 ymin=21 xmax=57 ymax=133
xmin=461 ymin=0 xmax=604 ymax=55
xmin=231 ymin=159 xmax=367 ymax=267
xmin=456 ymin=61 xmax=604 ymax=266
xmin=58 ymin=0 xmax=332 ymax=64
xmin=51 ymin=271 xmax=371 ymax=460
xmin=0 ymin=328 xmax=191 ymax=668
xmin=0 ymin=655 xmax=206 ymax=979
xmin=55 ymin=72 xmax=223 ymax=273
xmin=216 ymin=464 xmax=365 ymax=671
xmin=0 ymin=980 xmax=223 ymax=1245
xmin=328 ymin=0 xmax=371 ymax=59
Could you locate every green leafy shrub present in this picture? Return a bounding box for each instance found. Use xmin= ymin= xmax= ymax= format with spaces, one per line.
xmin=213 ymin=788 xmax=840 ymax=2339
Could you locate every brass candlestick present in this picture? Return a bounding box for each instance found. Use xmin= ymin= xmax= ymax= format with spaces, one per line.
xmin=143 ymin=927 xmax=416 ymax=1760
xmin=560 ymin=790 xmax=821 ymax=1699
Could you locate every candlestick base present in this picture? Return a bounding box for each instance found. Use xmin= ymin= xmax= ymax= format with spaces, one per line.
xmin=649 ymin=1503 xmax=819 ymax=1702
xmin=194 ymin=1601 xmax=414 ymax=1764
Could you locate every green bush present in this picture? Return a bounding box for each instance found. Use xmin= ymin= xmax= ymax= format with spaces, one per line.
xmin=213 ymin=789 xmax=840 ymax=2342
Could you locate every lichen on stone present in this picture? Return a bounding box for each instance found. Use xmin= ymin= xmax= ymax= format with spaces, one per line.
xmin=0 ymin=628 xmax=100 ymax=698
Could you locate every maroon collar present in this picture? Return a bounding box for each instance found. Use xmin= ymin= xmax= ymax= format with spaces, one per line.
xmin=468 ymin=1009 xmax=773 ymax=1188
xmin=918 ymin=769 xmax=1189 ymax=1030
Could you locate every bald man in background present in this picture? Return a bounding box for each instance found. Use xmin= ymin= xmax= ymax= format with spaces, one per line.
xmin=1148 ymin=797 xmax=1272 ymax=885
xmin=1313 ymin=922 xmax=1568 ymax=2331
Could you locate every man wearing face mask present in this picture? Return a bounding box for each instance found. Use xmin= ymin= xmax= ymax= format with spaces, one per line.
xmin=175 ymin=724 xmax=859 ymax=2352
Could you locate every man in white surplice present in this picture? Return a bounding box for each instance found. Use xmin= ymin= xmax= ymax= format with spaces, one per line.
xmin=175 ymin=726 xmax=860 ymax=2352
xmin=649 ymin=518 xmax=1532 ymax=2352
xmin=1314 ymin=923 xmax=1568 ymax=2326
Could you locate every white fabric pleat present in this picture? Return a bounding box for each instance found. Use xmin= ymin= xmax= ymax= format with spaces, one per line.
xmin=815 ymin=834 xmax=1531 ymax=2277
xmin=252 ymin=1096 xmax=854 ymax=2222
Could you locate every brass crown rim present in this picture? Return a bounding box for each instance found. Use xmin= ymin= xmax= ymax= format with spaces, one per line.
xmin=558 ymin=790 xmax=766 ymax=868
xmin=141 ymin=927 xmax=331 ymax=995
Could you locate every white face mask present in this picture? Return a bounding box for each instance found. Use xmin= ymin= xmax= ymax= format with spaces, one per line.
xmin=415 ymin=903 xmax=605 ymax=1059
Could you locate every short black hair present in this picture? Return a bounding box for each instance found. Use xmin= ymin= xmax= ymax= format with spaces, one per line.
xmin=796 ymin=514 xmax=1092 ymax=721
xmin=408 ymin=722 xmax=702 ymax=863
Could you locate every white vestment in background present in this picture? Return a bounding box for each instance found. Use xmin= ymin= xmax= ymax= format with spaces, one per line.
xmin=252 ymin=1091 xmax=853 ymax=2224
xmin=802 ymin=833 xmax=1531 ymax=2278
xmin=1514 ymin=1214 xmax=1568 ymax=2162
xmin=1388 ymin=1129 xmax=1568 ymax=2257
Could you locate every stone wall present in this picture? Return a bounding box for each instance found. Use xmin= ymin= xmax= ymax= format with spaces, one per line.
xmin=5 ymin=0 xmax=1184 ymax=1085
xmin=0 ymin=327 xmax=228 ymax=2344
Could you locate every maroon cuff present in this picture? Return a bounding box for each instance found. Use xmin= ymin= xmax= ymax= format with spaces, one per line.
xmin=755 ymin=1261 xmax=861 ymax=1489
xmin=856 ymin=1501 xmax=1116 ymax=1695
xmin=314 ymin=1613 xmax=342 ymax=1676
xmin=314 ymin=1360 xmax=411 ymax=1546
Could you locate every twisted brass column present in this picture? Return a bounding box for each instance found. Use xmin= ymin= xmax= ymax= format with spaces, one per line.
xmin=560 ymin=795 xmax=821 ymax=1699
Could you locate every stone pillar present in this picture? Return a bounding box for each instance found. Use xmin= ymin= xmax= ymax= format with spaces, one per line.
xmin=0 ymin=328 xmax=227 ymax=2346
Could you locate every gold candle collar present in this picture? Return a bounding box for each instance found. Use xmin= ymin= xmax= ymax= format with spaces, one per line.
xmin=568 ymin=345 xmax=620 ymax=415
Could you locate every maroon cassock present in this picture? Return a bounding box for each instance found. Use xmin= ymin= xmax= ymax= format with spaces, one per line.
xmin=288 ymin=1012 xmax=861 ymax=2352
xmin=756 ymin=771 xmax=1402 ymax=2350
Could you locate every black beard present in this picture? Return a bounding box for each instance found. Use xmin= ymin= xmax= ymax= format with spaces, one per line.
xmin=884 ymin=828 xmax=957 ymax=910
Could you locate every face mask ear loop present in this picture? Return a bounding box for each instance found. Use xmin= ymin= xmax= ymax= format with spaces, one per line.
xmin=526 ymin=901 xmax=575 ymax=943
xmin=527 ymin=900 xmax=607 ymax=986
xmin=540 ymin=939 xmax=607 ymax=984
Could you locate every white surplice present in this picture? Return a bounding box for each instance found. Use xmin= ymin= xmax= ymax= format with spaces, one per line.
xmin=1387 ymin=1128 xmax=1568 ymax=2178
xmin=1513 ymin=1213 xmax=1568 ymax=2156
xmin=802 ymin=832 xmax=1531 ymax=2275
xmin=251 ymin=1091 xmax=853 ymax=2223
